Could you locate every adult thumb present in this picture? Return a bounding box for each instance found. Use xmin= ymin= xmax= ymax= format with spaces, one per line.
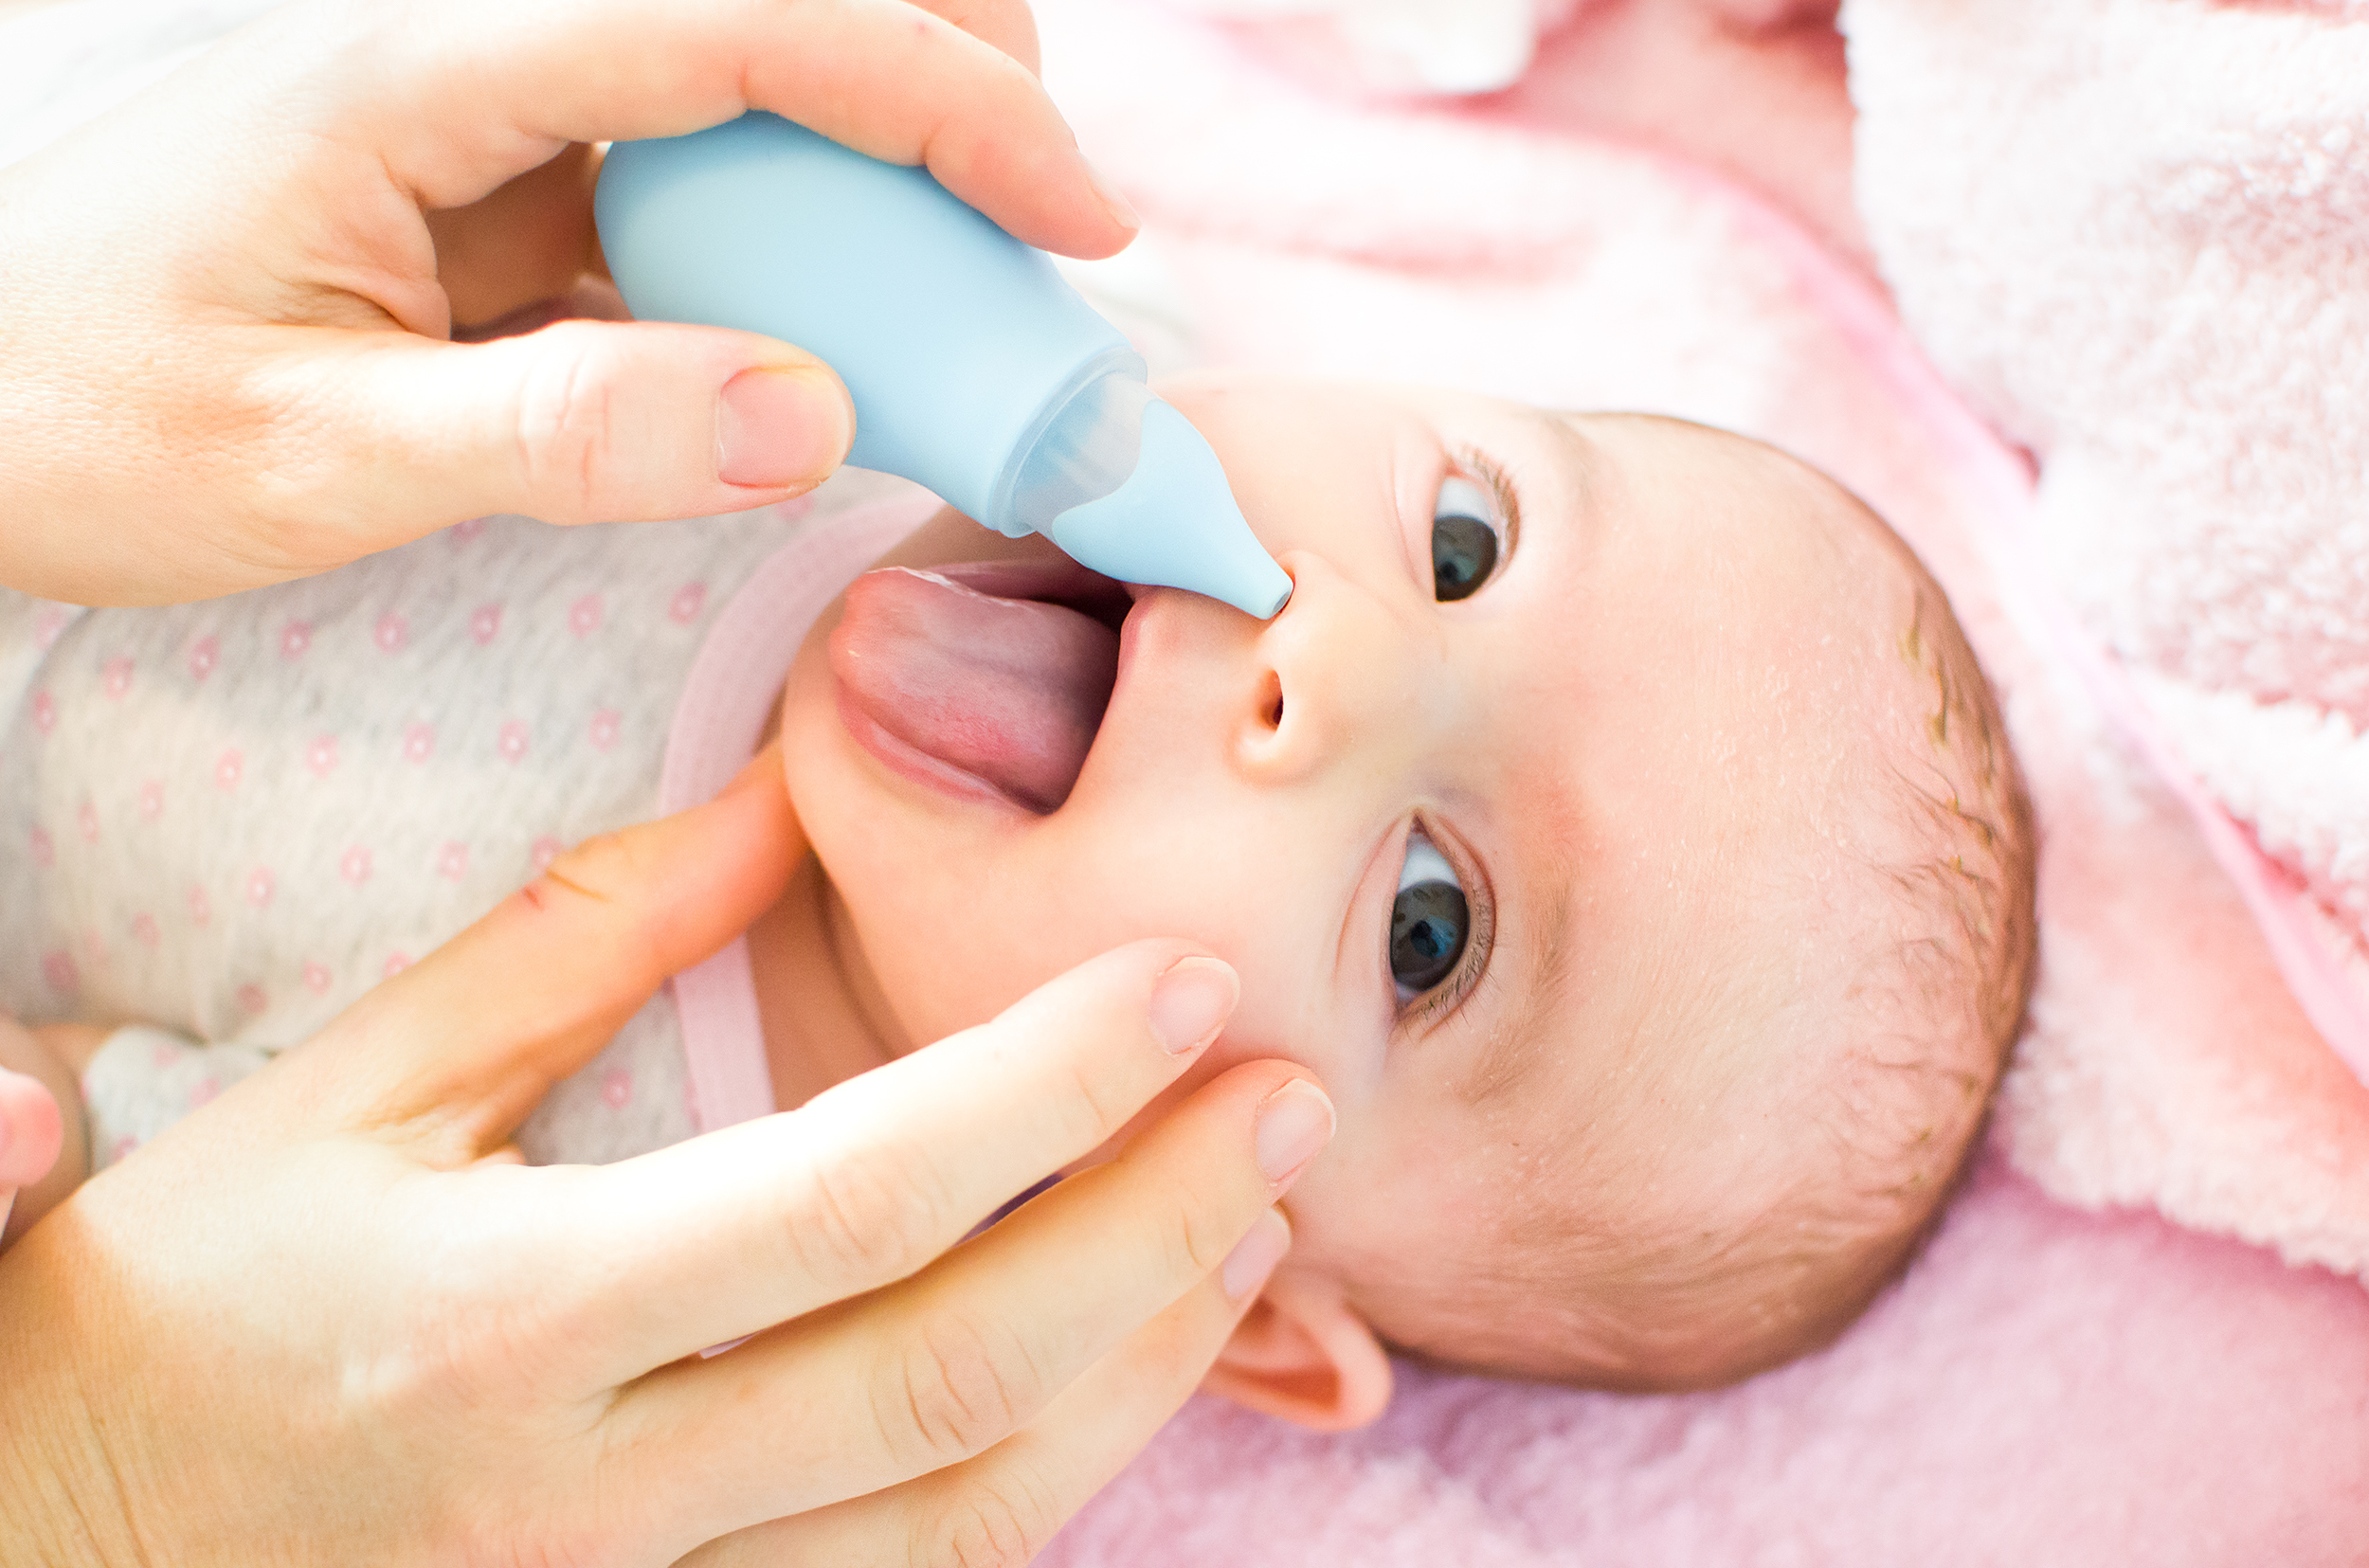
xmin=305 ymin=746 xmax=805 ymax=1160
xmin=296 ymin=317 xmax=854 ymax=543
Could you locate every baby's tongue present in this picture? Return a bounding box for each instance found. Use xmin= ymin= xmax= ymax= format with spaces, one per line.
xmin=829 ymin=565 xmax=1120 ymax=813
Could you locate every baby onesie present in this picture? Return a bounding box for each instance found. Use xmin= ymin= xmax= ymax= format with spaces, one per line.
xmin=0 ymin=473 xmax=936 ymax=1168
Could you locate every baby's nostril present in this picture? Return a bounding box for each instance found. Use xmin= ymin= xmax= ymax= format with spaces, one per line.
xmin=1259 ymin=672 xmax=1284 ymax=732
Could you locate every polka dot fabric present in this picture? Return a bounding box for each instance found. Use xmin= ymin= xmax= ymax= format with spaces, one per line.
xmin=0 ymin=473 xmax=909 ymax=1167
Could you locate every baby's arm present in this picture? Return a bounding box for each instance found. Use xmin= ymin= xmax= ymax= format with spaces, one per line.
xmin=0 ymin=1018 xmax=102 ymax=1250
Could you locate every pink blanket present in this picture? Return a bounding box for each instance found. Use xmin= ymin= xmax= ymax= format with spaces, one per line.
xmin=1850 ymin=0 xmax=2369 ymax=1281
xmin=1030 ymin=1 xmax=2369 ymax=1559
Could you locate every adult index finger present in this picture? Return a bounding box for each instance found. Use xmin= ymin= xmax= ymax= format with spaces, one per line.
xmin=597 ymin=1060 xmax=1324 ymax=1535
xmin=521 ymin=940 xmax=1242 ymax=1390
xmin=682 ymin=1213 xmax=1292 ymax=1568
xmin=229 ymin=0 xmax=1132 ymax=261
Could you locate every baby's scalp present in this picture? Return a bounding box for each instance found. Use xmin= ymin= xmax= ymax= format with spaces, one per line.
xmin=1316 ymin=417 xmax=2034 ymax=1390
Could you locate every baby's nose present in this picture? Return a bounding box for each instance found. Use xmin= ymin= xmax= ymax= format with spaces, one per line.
xmin=1231 ymin=552 xmax=1429 ymax=785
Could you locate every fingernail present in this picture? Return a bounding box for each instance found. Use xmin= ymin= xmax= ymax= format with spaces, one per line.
xmin=1255 ymin=1079 xmax=1334 ymax=1187
xmin=1147 ymin=956 xmax=1237 ymax=1055
xmin=717 ymin=366 xmax=852 ymax=489
xmin=1221 ymin=1208 xmax=1291 ymax=1301
xmin=1083 ymin=156 xmax=1140 ymax=233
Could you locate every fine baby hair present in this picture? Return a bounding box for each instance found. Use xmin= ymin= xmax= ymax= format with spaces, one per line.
xmin=596 ymin=112 xmax=1293 ymax=620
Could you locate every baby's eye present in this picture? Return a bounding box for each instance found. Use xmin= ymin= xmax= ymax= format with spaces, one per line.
xmin=1431 ymin=476 xmax=1502 ymax=603
xmin=1391 ymin=830 xmax=1470 ymax=1000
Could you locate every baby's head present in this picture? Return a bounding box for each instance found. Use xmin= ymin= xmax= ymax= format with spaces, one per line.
xmin=779 ymin=375 xmax=2034 ymax=1425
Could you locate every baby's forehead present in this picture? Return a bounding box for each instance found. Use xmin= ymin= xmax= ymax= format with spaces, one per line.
xmin=1436 ymin=412 xmax=1953 ymax=1135
xmin=1500 ymin=417 xmax=1935 ymax=810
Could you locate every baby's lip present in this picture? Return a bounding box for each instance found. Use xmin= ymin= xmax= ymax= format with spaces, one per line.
xmin=1099 ymin=580 xmax=1180 ymax=765
xmin=930 ymin=557 xmax=1138 ymax=624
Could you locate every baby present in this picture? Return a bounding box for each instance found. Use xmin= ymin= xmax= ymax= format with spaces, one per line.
xmin=0 ymin=374 xmax=2034 ymax=1420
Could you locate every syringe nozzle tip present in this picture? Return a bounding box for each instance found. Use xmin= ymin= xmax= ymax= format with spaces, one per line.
xmin=1043 ymin=398 xmax=1293 ymax=619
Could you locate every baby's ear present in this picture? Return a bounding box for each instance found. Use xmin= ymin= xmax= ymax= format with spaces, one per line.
xmin=1202 ymin=1268 xmax=1393 ymax=1432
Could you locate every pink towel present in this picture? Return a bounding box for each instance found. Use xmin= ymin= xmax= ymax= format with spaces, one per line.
xmin=1057 ymin=1158 xmax=2369 ymax=1565
xmin=1027 ymin=2 xmax=2369 ymax=1558
xmin=1849 ymin=0 xmax=2369 ymax=1282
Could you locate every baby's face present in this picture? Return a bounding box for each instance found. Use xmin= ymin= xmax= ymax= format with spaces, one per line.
xmin=778 ymin=377 xmax=1933 ymax=1358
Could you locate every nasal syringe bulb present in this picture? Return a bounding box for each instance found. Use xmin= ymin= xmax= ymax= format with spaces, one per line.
xmin=593 ymin=113 xmax=1292 ymax=619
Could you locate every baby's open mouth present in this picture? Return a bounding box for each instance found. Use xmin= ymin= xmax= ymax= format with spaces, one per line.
xmin=828 ymin=559 xmax=1134 ymax=813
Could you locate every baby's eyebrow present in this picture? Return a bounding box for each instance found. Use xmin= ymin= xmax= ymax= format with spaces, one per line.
xmin=1457 ymin=874 xmax=1575 ymax=1105
xmin=1517 ymin=408 xmax=1600 ymax=534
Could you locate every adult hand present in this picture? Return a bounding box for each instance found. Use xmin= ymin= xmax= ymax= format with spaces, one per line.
xmin=0 ymin=0 xmax=1139 ymax=606
xmin=0 ymin=752 xmax=1325 ymax=1565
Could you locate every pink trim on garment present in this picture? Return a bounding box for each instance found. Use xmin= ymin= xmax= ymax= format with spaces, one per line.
xmin=661 ymin=489 xmax=941 ymax=1133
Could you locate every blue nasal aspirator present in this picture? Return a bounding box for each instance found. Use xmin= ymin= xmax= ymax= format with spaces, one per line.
xmin=594 ymin=113 xmax=1292 ymax=620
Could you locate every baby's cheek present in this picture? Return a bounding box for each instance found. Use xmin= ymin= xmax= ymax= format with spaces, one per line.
xmin=1259 ymin=1135 xmax=1426 ymax=1287
xmin=854 ymin=884 xmax=1116 ymax=1054
xmin=1321 ymin=1109 xmax=1497 ymax=1249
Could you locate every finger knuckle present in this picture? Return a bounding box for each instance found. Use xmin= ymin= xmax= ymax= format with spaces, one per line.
xmin=1053 ymin=1053 xmax=1137 ymax=1150
xmin=783 ymin=1140 xmax=948 ymax=1290
xmin=367 ymin=1221 xmax=560 ymax=1424
xmin=522 ymin=830 xmax=673 ymax=972
xmin=214 ymin=390 xmax=346 ymax=578
xmin=540 ymin=828 xmax=642 ymax=900
xmin=882 ymin=1308 xmax=1036 ymax=1469
xmin=916 ymin=1468 xmax=1061 ymax=1568
xmin=511 ymin=324 xmax=622 ymax=521
xmin=1166 ymin=1174 xmax=1239 ymax=1281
